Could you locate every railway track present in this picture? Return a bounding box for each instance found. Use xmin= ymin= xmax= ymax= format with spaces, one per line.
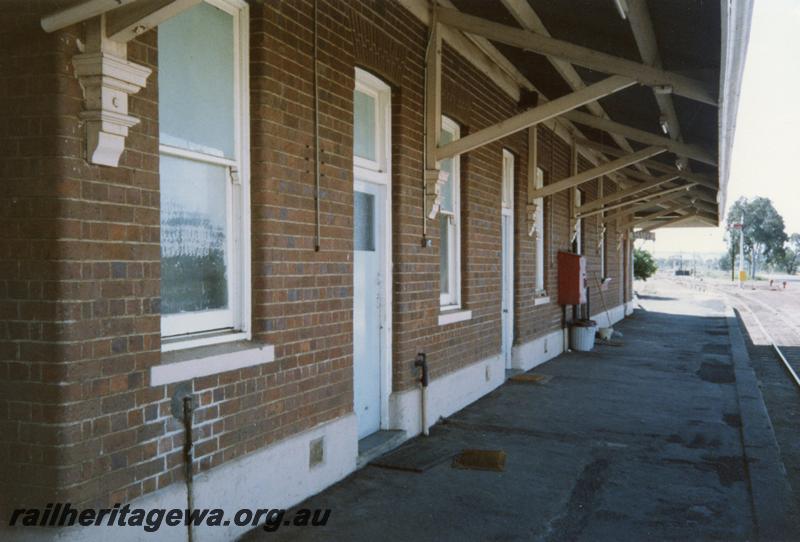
xmin=673 ymin=279 xmax=800 ymax=390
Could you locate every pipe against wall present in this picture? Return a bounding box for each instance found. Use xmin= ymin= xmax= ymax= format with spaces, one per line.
xmin=183 ymin=396 xmax=195 ymax=542
xmin=415 ymin=353 xmax=429 ymax=436
xmin=313 ymin=0 xmax=321 ymax=251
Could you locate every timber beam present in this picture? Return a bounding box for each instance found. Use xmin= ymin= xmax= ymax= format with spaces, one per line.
xmin=578 ymin=173 xmax=679 ymax=214
xmin=625 ymin=204 xmax=691 ymax=227
xmin=42 ymin=0 xmax=137 ymax=32
xmin=425 ymin=18 xmax=442 ymax=172
xmin=106 ymin=0 xmax=201 ymax=43
xmin=435 ymin=75 xmax=636 ymax=161
xmin=640 ymin=213 xmax=700 ymax=232
xmin=499 ymin=0 xmax=653 ymax=177
xmin=41 ymin=0 xmax=199 ymax=42
xmin=605 ymin=190 xmax=693 ymax=222
xmin=565 ymin=111 xmax=717 ymax=166
xmin=577 ymin=182 xmax=695 ymax=219
xmin=528 ymin=146 xmax=665 ymax=200
xmin=575 ymin=138 xmax=717 ymax=189
xmin=436 ymin=7 xmax=716 ymax=105
xmin=623 ymin=165 xmax=717 ymax=192
xmin=651 ymin=185 xmax=716 ymax=208
xmin=695 ymin=212 xmax=720 ymax=226
xmin=423 ymin=16 xmax=447 ymax=220
xmin=399 ymin=0 xmax=519 ymax=99
xmin=626 ymin=0 xmax=687 ymax=155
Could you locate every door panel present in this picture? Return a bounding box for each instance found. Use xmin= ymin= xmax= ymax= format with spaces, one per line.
xmin=353 ymin=183 xmax=384 ymax=438
xmin=501 ymin=213 xmax=514 ymax=369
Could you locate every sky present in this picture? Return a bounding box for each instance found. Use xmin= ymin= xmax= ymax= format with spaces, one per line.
xmin=649 ymin=0 xmax=800 ymax=257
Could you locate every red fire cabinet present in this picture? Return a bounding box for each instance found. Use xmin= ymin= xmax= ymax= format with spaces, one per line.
xmin=557 ymin=251 xmax=587 ymax=305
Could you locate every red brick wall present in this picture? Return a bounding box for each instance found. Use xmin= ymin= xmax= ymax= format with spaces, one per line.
xmin=0 ymin=0 xmax=632 ymax=512
xmin=0 ymin=1 xmax=67 ymax=512
xmin=0 ymin=2 xmax=162 ymax=510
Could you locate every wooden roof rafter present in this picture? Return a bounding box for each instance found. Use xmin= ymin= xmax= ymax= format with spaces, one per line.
xmin=436 ymin=6 xmax=717 ymax=106
xmin=499 ymin=0 xmax=653 ymax=178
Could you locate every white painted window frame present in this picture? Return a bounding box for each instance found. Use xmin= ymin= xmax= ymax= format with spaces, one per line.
xmin=501 ymin=149 xmax=515 ymax=368
xmin=439 ymin=116 xmax=461 ymax=309
xmin=353 ymin=70 xmax=390 ymax=175
xmin=159 ymin=0 xmax=251 ymax=349
xmin=599 ymin=178 xmax=607 ymax=280
xmin=501 ymin=149 xmax=514 ymax=211
xmin=353 ymin=67 xmax=393 ymax=430
xmin=600 ymin=221 xmax=607 ymax=279
xmin=534 ymin=166 xmax=546 ymax=296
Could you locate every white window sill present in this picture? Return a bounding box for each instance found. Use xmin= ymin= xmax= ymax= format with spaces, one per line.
xmin=151 ymin=341 xmax=275 ymax=386
xmin=534 ymin=294 xmax=550 ymax=306
xmin=438 ymin=308 xmax=472 ymax=326
xmin=162 ymin=330 xmax=250 ymax=353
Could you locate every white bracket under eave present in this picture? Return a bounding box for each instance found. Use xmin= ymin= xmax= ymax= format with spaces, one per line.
xmin=597 ymin=224 xmax=606 ymax=249
xmin=570 ymin=219 xmax=579 ymax=244
xmin=425 ymin=168 xmax=449 ymax=219
xmin=72 ymin=15 xmax=151 ymax=167
xmin=526 ymin=202 xmax=538 ymax=237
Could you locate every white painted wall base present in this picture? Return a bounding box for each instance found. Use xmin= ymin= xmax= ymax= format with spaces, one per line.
xmin=5 ymin=303 xmax=635 ymax=542
xmin=388 ymin=353 xmax=505 ymax=436
xmin=510 ymin=302 xmax=628 ymax=373
xmin=511 ymin=328 xmax=564 ymax=372
xmin=590 ymin=303 xmax=627 ymax=329
xmin=5 ymin=414 xmax=358 ymax=542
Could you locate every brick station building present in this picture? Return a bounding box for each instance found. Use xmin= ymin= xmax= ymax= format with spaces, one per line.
xmin=1 ymin=0 xmax=749 ymax=540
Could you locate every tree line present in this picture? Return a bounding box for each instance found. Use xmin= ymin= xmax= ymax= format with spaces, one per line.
xmin=720 ymin=197 xmax=799 ymax=276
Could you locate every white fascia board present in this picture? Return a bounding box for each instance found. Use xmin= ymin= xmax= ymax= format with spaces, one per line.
xmin=718 ymin=0 xmax=755 ymax=220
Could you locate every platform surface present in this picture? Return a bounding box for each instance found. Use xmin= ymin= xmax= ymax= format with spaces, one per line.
xmin=243 ymin=281 xmax=796 ymax=541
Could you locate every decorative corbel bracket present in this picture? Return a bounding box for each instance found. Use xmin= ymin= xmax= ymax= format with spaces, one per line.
xmin=570 ymin=219 xmax=579 ymax=244
xmin=597 ymin=224 xmax=606 ymax=250
xmin=425 ymin=169 xmax=449 ymax=219
xmin=526 ymin=202 xmax=538 ymax=237
xmin=72 ymin=15 xmax=151 ymax=167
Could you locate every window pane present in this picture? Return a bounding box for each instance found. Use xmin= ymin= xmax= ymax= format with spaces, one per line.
xmin=161 ymin=155 xmax=229 ymax=314
xmin=159 ymin=3 xmax=235 ymax=158
xmin=502 ymin=153 xmax=513 ymax=208
xmin=440 ymin=214 xmax=449 ymax=295
xmin=354 ymin=191 xmax=375 ymax=251
xmin=354 ymin=90 xmax=376 ymax=161
xmin=439 ymin=128 xmax=454 ymax=212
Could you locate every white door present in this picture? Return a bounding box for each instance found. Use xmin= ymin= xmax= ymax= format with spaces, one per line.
xmin=353 ymin=181 xmax=385 ymax=438
xmin=501 ymin=213 xmax=514 ymax=369
xmin=501 ymin=150 xmax=514 ymax=369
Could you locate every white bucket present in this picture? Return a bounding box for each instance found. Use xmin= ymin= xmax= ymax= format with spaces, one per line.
xmin=570 ymin=323 xmax=597 ymax=351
